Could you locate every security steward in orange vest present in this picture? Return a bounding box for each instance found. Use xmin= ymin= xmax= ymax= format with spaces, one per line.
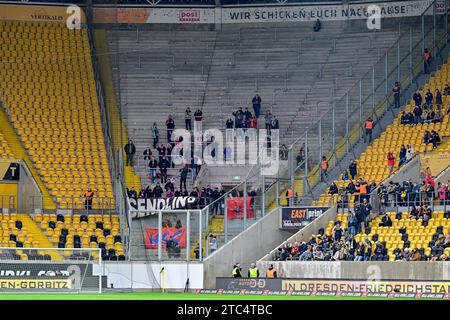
xmin=285 ymin=187 xmax=298 ymax=207
xmin=84 ymin=188 xmax=94 ymax=211
xmin=266 ymin=264 xmax=278 ymax=278
xmin=364 ymin=117 xmax=374 ymax=143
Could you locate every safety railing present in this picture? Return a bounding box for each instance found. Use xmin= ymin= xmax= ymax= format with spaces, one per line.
xmin=0 ymin=195 xmax=17 ymax=211
xmin=285 ymin=1 xmax=449 ymax=204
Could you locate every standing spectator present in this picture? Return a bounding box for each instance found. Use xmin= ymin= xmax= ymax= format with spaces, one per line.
xmin=264 ymin=111 xmax=273 ymax=133
xmin=392 ymin=81 xmax=401 ymax=109
xmin=347 ymin=212 xmax=357 ymax=236
xmin=406 ymin=144 xmax=414 ymax=162
xmin=313 ymin=18 xmax=322 ymax=32
xmin=243 ymin=108 xmax=252 ymax=124
xmin=83 ymin=187 xmax=94 ymax=211
xmin=209 ymin=234 xmax=218 ymax=253
xmin=349 ymin=160 xmax=357 ymax=180
xmin=225 ymin=117 xmax=234 ymax=129
xmin=159 ymin=156 xmax=170 ymax=183
xmin=425 ymin=89 xmax=433 ymax=108
xmin=423 ymin=48 xmax=431 ymax=74
xmin=143 ymin=147 xmax=152 ymax=167
xmin=194 ymin=108 xmax=203 ymax=122
xmin=413 ymin=90 xmax=423 ymax=107
xmin=438 ymin=182 xmax=447 ymax=205
xmin=152 ymin=123 xmax=159 ymax=149
xmin=156 ymin=143 xmax=166 ymax=162
xmin=231 ymin=263 xmax=242 ymax=278
xmin=436 ymin=89 xmax=442 ymax=109
xmin=387 ymin=150 xmax=395 ymax=176
xmin=320 ymin=156 xmax=329 ymax=182
xmin=165 ymin=115 xmax=175 ymax=143
xmin=185 ymin=107 xmax=192 ymax=131
xmin=398 ymin=144 xmax=407 ymax=168
xmin=153 ymin=183 xmax=164 ymax=198
xmin=148 ymin=156 xmax=158 ymax=184
xmin=179 ymin=166 xmax=190 ymax=190
xmin=363 ymin=117 xmax=374 ymax=143
xmin=252 ymin=94 xmax=262 ymax=118
xmin=127 ymin=187 xmax=137 ymax=199
xmin=266 ymin=264 xmax=278 ymax=277
xmin=124 ymin=139 xmax=136 ymax=166
xmin=270 ymin=116 xmax=279 ymax=131
xmin=233 ymin=108 xmax=244 ymax=129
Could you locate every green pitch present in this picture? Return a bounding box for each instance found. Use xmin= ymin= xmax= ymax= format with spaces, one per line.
xmin=0 ymin=292 xmax=419 ymax=300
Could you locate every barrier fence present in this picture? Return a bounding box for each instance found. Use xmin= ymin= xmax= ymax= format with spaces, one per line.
xmin=286 ymin=1 xmax=450 ymax=204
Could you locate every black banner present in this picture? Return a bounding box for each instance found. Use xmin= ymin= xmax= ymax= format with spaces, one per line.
xmin=281 ymin=207 xmax=328 ymax=229
xmin=0 ymin=162 xmax=20 ymax=181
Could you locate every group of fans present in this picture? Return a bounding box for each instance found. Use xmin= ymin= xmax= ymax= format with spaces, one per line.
xmin=273 ymin=206 xmax=450 ymax=262
xmin=377 ymin=178 xmax=450 ymax=208
xmin=127 ymin=184 xmax=226 ymax=212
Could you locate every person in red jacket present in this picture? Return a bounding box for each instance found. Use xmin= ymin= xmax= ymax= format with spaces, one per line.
xmin=387 ymin=151 xmax=395 ymax=176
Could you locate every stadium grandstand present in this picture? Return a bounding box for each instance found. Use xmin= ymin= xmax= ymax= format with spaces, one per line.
xmin=0 ymin=0 xmax=448 ymax=303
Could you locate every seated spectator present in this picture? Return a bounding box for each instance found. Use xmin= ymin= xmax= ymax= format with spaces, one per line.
xmin=299 ymin=245 xmax=314 ymax=261
xmin=413 ymin=104 xmax=422 ymax=124
xmin=379 ymin=213 xmax=392 ymax=227
xmin=444 ymin=83 xmax=450 ymax=95
xmin=423 ymin=130 xmax=432 ymax=144
xmin=328 ymin=182 xmax=339 ymax=195
xmin=431 ymin=130 xmax=441 ymax=148
xmin=411 ymin=248 xmax=421 ymax=261
xmin=433 ymin=109 xmax=443 ymax=123
xmin=400 ymin=112 xmax=409 ymax=124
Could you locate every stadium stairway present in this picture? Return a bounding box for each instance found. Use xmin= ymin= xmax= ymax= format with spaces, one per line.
xmin=308 ymin=39 xmax=450 ymax=206
xmin=106 ymin=21 xmax=403 ymax=190
xmin=313 ymin=56 xmax=450 ymax=207
xmin=0 ymin=105 xmax=55 ymax=209
xmin=94 ymin=29 xmax=141 ymax=191
xmin=17 ymin=214 xmax=62 ymax=260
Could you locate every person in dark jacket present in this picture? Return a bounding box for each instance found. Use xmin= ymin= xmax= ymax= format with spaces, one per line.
xmin=232 ymin=263 xmax=242 ymax=278
xmin=159 ymin=156 xmax=170 ymax=183
xmin=313 ymin=18 xmax=321 ymax=32
xmin=252 ymin=94 xmax=262 ymax=118
xmin=349 ymin=160 xmax=357 ymax=180
xmin=179 ymin=166 xmax=190 ymax=190
xmin=379 ymin=213 xmax=393 ymax=227
xmin=124 ymin=140 xmax=136 ymax=166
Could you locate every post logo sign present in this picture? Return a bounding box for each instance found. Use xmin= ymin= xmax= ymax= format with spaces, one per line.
xmin=179 ymin=10 xmax=201 ymax=22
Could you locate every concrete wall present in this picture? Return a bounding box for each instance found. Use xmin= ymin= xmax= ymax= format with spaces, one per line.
xmin=99 ymin=261 xmax=203 ymax=289
xmin=18 ymin=160 xmax=42 ymax=213
xmin=203 ymin=207 xmax=294 ymax=288
xmin=436 ymin=164 xmax=450 ymax=185
xmin=256 ymin=261 xmax=450 ymax=281
xmin=261 ymin=207 xmax=337 ymax=261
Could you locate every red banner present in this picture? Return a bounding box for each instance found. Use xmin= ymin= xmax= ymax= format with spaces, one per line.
xmin=227 ymin=197 xmax=254 ymax=219
xmin=145 ymin=227 xmax=186 ymax=249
